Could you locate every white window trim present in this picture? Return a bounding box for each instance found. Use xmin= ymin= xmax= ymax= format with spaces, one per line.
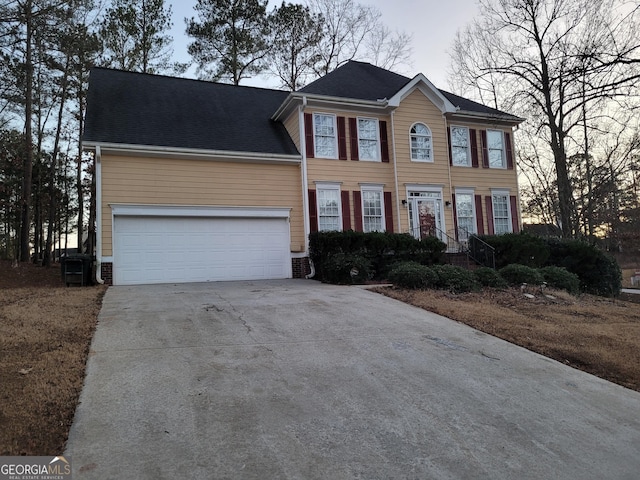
xmin=313 ymin=113 xmax=338 ymax=159
xmin=450 ymin=125 xmax=471 ymax=167
xmin=487 ymin=129 xmax=506 ymax=169
xmin=360 ymin=185 xmax=385 ymax=232
xmin=410 ymin=122 xmax=433 ymax=163
xmin=454 ymin=188 xmax=477 ymax=237
xmin=315 ymin=182 xmax=342 ymax=231
xmin=357 ymin=116 xmax=380 ymax=162
xmin=491 ymin=188 xmax=512 ymax=234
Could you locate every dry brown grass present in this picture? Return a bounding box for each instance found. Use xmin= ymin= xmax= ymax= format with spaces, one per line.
xmin=375 ymin=287 xmax=640 ymax=392
xmin=0 ymin=262 xmax=106 ymax=455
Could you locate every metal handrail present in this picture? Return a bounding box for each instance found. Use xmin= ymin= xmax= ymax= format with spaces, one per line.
xmin=467 ymin=234 xmax=496 ymax=269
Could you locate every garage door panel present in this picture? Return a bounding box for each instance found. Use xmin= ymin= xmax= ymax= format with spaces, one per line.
xmin=113 ymin=215 xmax=291 ymax=285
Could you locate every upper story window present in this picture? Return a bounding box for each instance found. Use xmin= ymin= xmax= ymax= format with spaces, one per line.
xmin=451 ymin=126 xmax=471 ymax=166
xmin=487 ymin=130 xmax=505 ymax=168
xmin=357 ymin=117 xmax=379 ymax=161
xmin=410 ymin=123 xmax=433 ymax=162
xmin=314 ymin=113 xmax=337 ymax=158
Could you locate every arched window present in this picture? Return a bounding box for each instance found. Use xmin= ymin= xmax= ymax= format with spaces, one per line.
xmin=410 ymin=123 xmax=432 ymax=161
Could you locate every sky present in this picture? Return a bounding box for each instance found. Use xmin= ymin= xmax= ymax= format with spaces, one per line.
xmin=167 ymin=0 xmax=480 ymax=90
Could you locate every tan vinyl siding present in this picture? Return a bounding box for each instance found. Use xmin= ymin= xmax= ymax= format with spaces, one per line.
xmin=392 ymin=89 xmax=453 ymax=234
xmin=283 ymin=110 xmax=301 ymax=152
xmin=304 ymin=107 xmax=396 ymax=231
xmin=101 ymin=155 xmax=304 ymax=255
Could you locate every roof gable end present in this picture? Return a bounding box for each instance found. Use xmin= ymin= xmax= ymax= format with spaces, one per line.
xmin=388 ymin=73 xmax=458 ymax=113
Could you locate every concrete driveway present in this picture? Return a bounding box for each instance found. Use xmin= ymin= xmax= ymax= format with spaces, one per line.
xmin=66 ymin=280 xmax=640 ymax=479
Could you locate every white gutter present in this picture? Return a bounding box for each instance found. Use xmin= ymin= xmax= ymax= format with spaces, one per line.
xmin=390 ymin=111 xmax=402 ymax=233
xmin=444 ymin=115 xmax=454 ymax=234
xmin=83 ymin=142 xmax=302 ymax=165
xmin=94 ymin=145 xmax=104 ymax=285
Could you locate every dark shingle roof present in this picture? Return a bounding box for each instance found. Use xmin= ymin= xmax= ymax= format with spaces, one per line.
xmin=299 ymin=61 xmax=521 ymax=121
xmin=83 ymin=68 xmax=299 ymax=156
xmin=299 ymin=60 xmax=411 ymax=101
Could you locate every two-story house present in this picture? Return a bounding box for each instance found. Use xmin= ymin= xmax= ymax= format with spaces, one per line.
xmin=83 ymin=61 xmax=524 ymax=285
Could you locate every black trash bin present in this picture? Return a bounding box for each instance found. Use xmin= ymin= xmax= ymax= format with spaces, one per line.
xmin=61 ymin=254 xmax=93 ymax=286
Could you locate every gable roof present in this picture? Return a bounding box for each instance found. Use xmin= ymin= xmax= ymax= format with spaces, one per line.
xmin=298 ymin=61 xmax=523 ymax=123
xmin=83 ymin=68 xmax=300 ymax=157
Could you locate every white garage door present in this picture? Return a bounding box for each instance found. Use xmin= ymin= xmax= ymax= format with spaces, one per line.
xmin=113 ymin=214 xmax=291 ymax=285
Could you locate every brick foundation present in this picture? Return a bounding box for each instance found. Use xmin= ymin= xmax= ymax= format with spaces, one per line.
xmin=292 ymin=257 xmax=311 ymax=278
xmin=101 ymin=262 xmax=113 ymax=285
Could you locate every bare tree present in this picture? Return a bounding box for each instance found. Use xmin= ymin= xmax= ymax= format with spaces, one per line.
xmin=450 ymin=0 xmax=640 ymax=237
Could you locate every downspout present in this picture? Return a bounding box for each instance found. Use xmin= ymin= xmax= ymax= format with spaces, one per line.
xmin=391 ymin=111 xmax=402 ymax=233
xmin=94 ymin=145 xmax=104 ymax=284
xmin=513 ymin=124 xmax=523 ymax=231
xmin=444 ymin=115 xmax=454 ymax=239
xmin=298 ymin=97 xmax=315 ymax=279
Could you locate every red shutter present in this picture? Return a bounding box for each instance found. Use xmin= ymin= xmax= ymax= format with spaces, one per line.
xmin=505 ymin=131 xmax=514 ymax=169
xmin=470 ymin=129 xmax=479 ymax=168
xmin=337 ymin=116 xmax=347 ymax=160
xmin=380 ymin=121 xmax=390 ymax=162
xmin=485 ymin=196 xmax=494 ymax=235
xmin=384 ymin=191 xmax=394 ymax=232
xmin=341 ymin=190 xmax=351 ymax=230
xmin=452 ymin=194 xmax=458 ymax=240
xmin=475 ymin=195 xmax=484 ymax=234
xmin=353 ymin=191 xmax=363 ymax=231
xmin=447 ymin=127 xmax=452 ymax=165
xmin=308 ymin=189 xmax=317 ymax=232
xmin=349 ymin=117 xmax=359 ymax=161
xmin=304 ymin=113 xmax=314 ymax=158
xmin=510 ymin=195 xmax=520 ymax=232
xmin=481 ymin=130 xmax=489 ymax=168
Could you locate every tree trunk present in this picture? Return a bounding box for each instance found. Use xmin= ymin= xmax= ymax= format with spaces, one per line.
xmin=77 ymin=78 xmax=84 ymax=254
xmin=19 ymin=1 xmax=34 ymax=262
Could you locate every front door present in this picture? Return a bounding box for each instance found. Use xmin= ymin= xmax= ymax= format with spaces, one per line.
xmin=409 ymin=196 xmax=443 ymax=240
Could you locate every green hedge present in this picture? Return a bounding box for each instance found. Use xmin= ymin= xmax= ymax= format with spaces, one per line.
xmin=545 ymin=239 xmax=621 ymax=296
xmin=309 ymin=231 xmax=445 ymax=282
xmin=480 ymin=232 xmax=549 ymax=268
xmin=388 ymin=261 xmax=439 ymax=289
xmin=474 ymin=267 xmax=508 ymax=288
xmin=321 ymin=253 xmax=371 ymax=285
xmin=540 ymin=266 xmax=580 ymax=294
xmin=498 ymin=264 xmax=544 ymax=286
xmin=430 ymin=264 xmax=480 ymax=293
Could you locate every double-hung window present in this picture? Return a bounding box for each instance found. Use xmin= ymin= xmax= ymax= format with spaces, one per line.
xmin=492 ymin=191 xmax=512 ymax=234
xmin=487 ymin=130 xmax=505 ymax=168
xmin=361 ymin=186 xmax=385 ymax=232
xmin=455 ymin=190 xmax=476 ymax=240
xmin=410 ymin=123 xmax=433 ymax=161
xmin=451 ymin=126 xmax=471 ymax=166
xmin=357 ymin=117 xmax=379 ymax=161
xmin=316 ymin=184 xmax=342 ymax=231
xmin=314 ymin=113 xmax=337 ymax=158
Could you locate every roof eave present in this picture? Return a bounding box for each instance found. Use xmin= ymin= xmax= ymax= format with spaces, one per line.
xmin=273 ymin=92 xmax=391 ymax=120
xmin=446 ymin=110 xmax=526 ymax=126
xmin=83 ymin=141 xmax=302 ymax=165
xmin=388 ymin=74 xmax=458 ymax=114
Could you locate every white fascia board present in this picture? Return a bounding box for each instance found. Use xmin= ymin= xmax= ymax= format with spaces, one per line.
xmin=446 ymin=110 xmax=526 ymax=126
xmin=110 ymin=204 xmax=291 ymax=219
xmin=388 ymin=74 xmax=458 ymax=113
xmin=82 ymin=142 xmax=301 ymax=165
xmin=273 ymin=92 xmax=391 ymax=120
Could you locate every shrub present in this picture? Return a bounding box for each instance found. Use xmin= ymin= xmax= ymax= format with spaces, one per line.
xmin=545 ymin=239 xmax=622 ymax=296
xmin=430 ymin=264 xmax=480 ymax=293
xmin=540 ymin=266 xmax=580 ymax=294
xmin=474 ymin=267 xmax=508 ymax=288
xmin=388 ymin=261 xmax=439 ymax=289
xmin=321 ymin=253 xmax=371 ymax=285
xmin=481 ymin=233 xmax=550 ymax=269
xmin=498 ymin=264 xmax=544 ymax=286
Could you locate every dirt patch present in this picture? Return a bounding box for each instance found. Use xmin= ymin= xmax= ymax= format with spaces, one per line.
xmin=374 ymin=287 xmax=640 ymax=392
xmin=0 ymin=261 xmax=106 ymax=455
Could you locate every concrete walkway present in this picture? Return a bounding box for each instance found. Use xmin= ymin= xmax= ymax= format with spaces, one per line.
xmin=66 ymin=280 xmax=640 ymax=479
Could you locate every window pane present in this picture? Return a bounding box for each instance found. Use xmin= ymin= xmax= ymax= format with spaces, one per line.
xmin=455 ymin=193 xmax=474 ymax=239
xmin=362 ymin=190 xmax=383 ymax=232
xmin=451 ymin=127 xmax=469 ymax=165
xmin=318 ymin=189 xmax=340 ymax=231
xmin=487 ymin=130 xmax=504 ymax=168
xmin=358 ymin=118 xmax=378 ymax=160
xmin=492 ymin=194 xmax=511 ymax=234
xmin=314 ymin=114 xmax=336 ymax=158
xmin=411 ymin=123 xmax=432 ymax=161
